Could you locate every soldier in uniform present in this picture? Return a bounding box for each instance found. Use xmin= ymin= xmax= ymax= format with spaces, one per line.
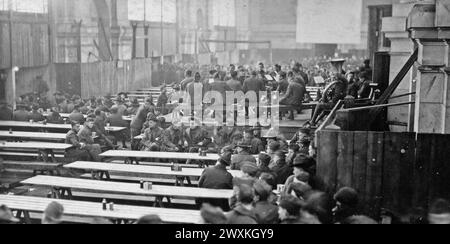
xmin=28 ymin=104 xmax=45 ymax=122
xmin=92 ymin=110 xmax=116 ymax=150
xmin=13 ymin=103 xmax=29 ymax=121
xmin=241 ymin=128 xmax=265 ymax=155
xmin=65 ymin=122 xmax=91 ymax=162
xmin=130 ymin=98 xmax=154 ymax=150
xmin=230 ymin=143 xmax=257 ymax=170
xmin=184 ymin=119 xmax=212 ymax=153
xmin=140 ymin=115 xmax=164 ymax=152
xmin=0 ymin=100 xmax=12 ymax=121
xmin=77 ymin=117 xmax=102 ymax=161
xmin=126 ymin=98 xmax=140 ymax=116
xmin=161 ymin=120 xmax=185 ymax=152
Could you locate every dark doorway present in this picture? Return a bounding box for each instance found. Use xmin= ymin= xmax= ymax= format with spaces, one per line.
xmin=313 ymin=44 xmax=338 ymax=58
xmin=368 ymin=5 xmax=392 ymax=58
xmin=0 ymin=71 xmax=7 ymax=100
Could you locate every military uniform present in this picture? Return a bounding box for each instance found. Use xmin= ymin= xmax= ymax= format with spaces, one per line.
xmin=0 ymin=106 xmax=13 ymax=121
xmin=77 ymin=126 xmax=102 ymax=161
xmin=161 ymin=125 xmax=184 ymax=152
xmin=230 ymin=151 xmax=257 ymax=170
xmin=184 ymin=126 xmax=212 ymax=152
xmin=13 ymin=109 xmax=29 ymax=121
xmin=141 ymin=126 xmax=164 ymax=151
xmin=65 ymin=129 xmax=92 ymax=162
xmin=28 ymin=111 xmax=45 ymax=122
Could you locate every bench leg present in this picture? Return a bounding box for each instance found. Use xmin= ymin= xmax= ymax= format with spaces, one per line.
xmin=154 ymin=196 xmax=165 ymax=208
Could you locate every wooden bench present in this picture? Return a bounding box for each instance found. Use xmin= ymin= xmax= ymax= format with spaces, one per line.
xmin=0 ymin=195 xmax=200 ymax=224
xmin=65 ymin=161 xmax=241 ymax=186
xmin=0 ymin=142 xmax=73 ymax=163
xmin=100 ymin=150 xmax=221 ymax=165
xmin=1 ymin=161 xmax=62 ymax=176
xmin=22 ymin=175 xmax=233 ymax=208
xmin=0 ymin=131 xmax=67 ymax=142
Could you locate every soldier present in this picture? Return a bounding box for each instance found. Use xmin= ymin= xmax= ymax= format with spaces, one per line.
xmin=242 ymin=128 xmax=265 ymax=155
xmin=65 ymin=122 xmax=91 ymax=162
xmin=112 ymin=97 xmax=128 ymax=116
xmin=77 ymin=117 xmax=102 ymax=161
xmin=184 ymin=119 xmax=212 ymax=153
xmin=93 ymin=110 xmax=116 ymax=150
xmin=28 ymin=104 xmax=45 ymax=122
xmin=130 ymin=98 xmax=154 ymax=150
xmin=140 ymin=115 xmax=164 ymax=152
xmin=290 ymin=128 xmax=311 ymax=146
xmin=126 ymin=98 xmax=140 ymax=116
xmin=230 ymin=143 xmax=257 ymax=170
xmin=68 ymin=105 xmax=85 ymax=124
xmin=161 ymin=120 xmax=185 ymax=152
xmin=0 ymin=100 xmax=12 ymax=121
xmin=13 ymin=103 xmax=29 ymax=121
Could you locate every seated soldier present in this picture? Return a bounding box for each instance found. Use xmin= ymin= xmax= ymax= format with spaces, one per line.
xmin=230 ymin=143 xmax=257 ymax=170
xmin=69 ymin=105 xmax=85 ymax=124
xmin=13 ymin=103 xmax=30 ymax=121
xmin=126 ymin=98 xmax=140 ymax=116
xmin=290 ymin=128 xmax=311 ymax=145
xmin=92 ymin=110 xmax=117 ymax=149
xmin=242 ymin=128 xmax=264 ymax=155
xmin=253 ymin=180 xmax=279 ymax=224
xmin=184 ymin=118 xmax=212 ymax=153
xmin=77 ymin=117 xmax=102 ymax=161
xmin=65 ymin=121 xmax=92 ymax=162
xmin=161 ymin=120 xmax=185 ymax=152
xmin=211 ymin=126 xmax=231 ymax=153
xmin=105 ymin=107 xmax=129 ymax=147
xmin=47 ymin=111 xmax=64 ymax=124
xmin=0 ymin=100 xmax=13 ymax=121
xmin=140 ymin=115 xmax=164 ymax=152
xmin=197 ymin=152 xmax=234 ymax=211
xmin=269 ymin=148 xmax=293 ymax=185
xmin=28 ymin=104 xmax=45 ymax=122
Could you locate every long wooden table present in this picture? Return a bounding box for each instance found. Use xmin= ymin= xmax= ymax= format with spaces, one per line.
xmin=22 ymin=176 xmax=233 ymax=207
xmin=100 ymin=150 xmax=221 ymax=164
xmin=0 ymin=141 xmax=74 ymax=162
xmin=0 ymin=121 xmax=126 ymax=133
xmin=0 ymin=131 xmax=68 ymax=142
xmin=0 ymin=195 xmax=200 ymax=224
xmin=43 ymin=113 xmax=133 ymax=122
xmin=64 ymin=161 xmax=242 ymax=186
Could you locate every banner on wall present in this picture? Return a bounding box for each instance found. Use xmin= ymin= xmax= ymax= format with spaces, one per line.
xmin=296 ymin=0 xmax=362 ymax=44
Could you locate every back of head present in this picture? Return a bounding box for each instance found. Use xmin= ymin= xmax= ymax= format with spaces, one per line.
xmin=334 ymin=187 xmax=359 ymax=209
xmin=238 ymin=184 xmax=255 ymax=205
xmin=259 ymin=173 xmax=276 ymax=190
xmin=253 ymin=180 xmax=272 ymax=202
xmin=341 ymin=215 xmax=378 ymax=225
xmin=230 ymin=71 xmax=238 ymax=79
xmin=200 ymin=204 xmax=227 ymax=224
xmin=110 ymin=107 xmax=119 ymax=114
xmin=136 ymin=215 xmax=163 ymax=224
xmin=42 ymin=202 xmax=64 ymax=224
xmin=304 ymin=191 xmax=333 ymax=224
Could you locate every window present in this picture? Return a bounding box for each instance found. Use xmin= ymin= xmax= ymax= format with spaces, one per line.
xmin=128 ymin=0 xmax=176 ymax=23
xmin=0 ymin=0 xmax=47 ymax=13
xmin=213 ymin=0 xmax=235 ymax=27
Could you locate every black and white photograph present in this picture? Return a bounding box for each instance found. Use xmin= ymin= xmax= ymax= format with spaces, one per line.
xmin=0 ymin=0 xmax=450 ymax=228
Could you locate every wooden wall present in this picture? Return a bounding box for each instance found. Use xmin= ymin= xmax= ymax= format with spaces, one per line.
xmin=79 ymin=58 xmax=152 ymax=98
xmin=0 ymin=12 xmax=50 ymax=69
xmin=317 ymin=130 xmax=450 ymax=218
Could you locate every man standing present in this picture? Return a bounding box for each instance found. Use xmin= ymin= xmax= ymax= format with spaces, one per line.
xmin=226 ymin=71 xmax=243 ymax=92
xmin=280 ymin=75 xmax=307 ymax=120
xmin=180 ymin=70 xmax=194 ymax=91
